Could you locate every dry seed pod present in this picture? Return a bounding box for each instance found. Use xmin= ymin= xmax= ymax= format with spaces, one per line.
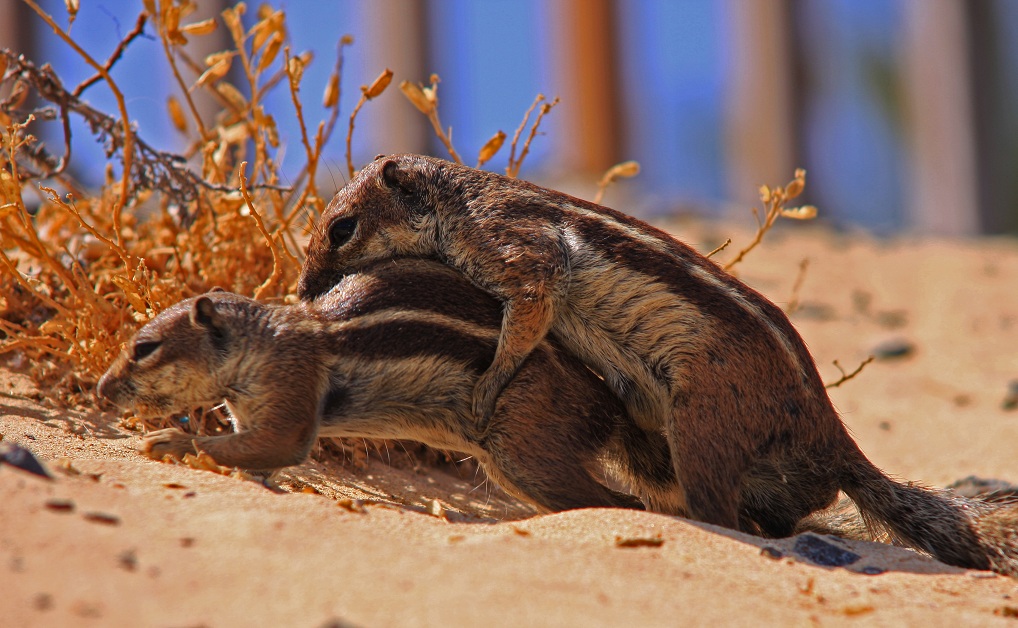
xmin=181 ymin=18 xmax=217 ymax=36
xmin=221 ymin=4 xmax=246 ymax=45
xmin=177 ymin=1 xmax=197 ymax=20
xmin=362 ymin=69 xmax=393 ymax=100
xmin=780 ymin=205 xmax=817 ymax=220
xmin=217 ymin=83 xmax=247 ymax=112
xmin=204 ymin=50 xmax=233 ymax=67
xmin=167 ymin=96 xmax=187 ymax=133
xmin=759 ymin=185 xmax=772 ymax=204
xmin=323 ymin=73 xmax=340 ymax=108
xmin=260 ymin=112 xmax=280 ymax=147
xmin=64 ymin=0 xmax=79 ymax=20
xmin=604 ymin=160 xmax=640 ymax=181
xmin=165 ymin=6 xmax=187 ymax=45
xmin=251 ymin=10 xmax=283 ymax=52
xmin=786 ymin=170 xmax=806 ymax=199
xmin=258 ymin=32 xmax=284 ymax=74
xmin=196 ymin=58 xmax=231 ymax=88
xmin=400 ymin=81 xmax=432 ymax=114
xmin=287 ymin=56 xmax=305 ymax=85
xmin=477 ymin=131 xmax=506 ymax=166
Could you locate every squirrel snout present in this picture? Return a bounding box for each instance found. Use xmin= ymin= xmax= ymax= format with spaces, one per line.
xmin=96 ymin=370 xmax=118 ymax=401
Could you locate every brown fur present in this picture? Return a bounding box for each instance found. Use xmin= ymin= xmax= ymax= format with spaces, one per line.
xmin=98 ymin=259 xmax=679 ymax=513
xmin=295 ymin=155 xmax=1018 ymax=576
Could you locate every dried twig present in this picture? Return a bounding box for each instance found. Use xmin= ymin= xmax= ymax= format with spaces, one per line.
xmin=238 ymin=162 xmax=285 ymax=299
xmin=24 ymin=0 xmax=135 ymax=243
xmin=825 ymin=356 xmax=875 ymax=389
xmin=0 ymin=50 xmax=290 ymax=203
xmin=785 ymin=258 xmax=810 ymax=314
xmin=706 ymin=239 xmax=732 ymax=259
xmin=399 ymin=74 xmax=463 ymax=164
xmin=593 ymin=160 xmax=640 ymax=204
xmin=347 ymin=68 xmax=393 ymax=178
xmin=506 ymin=94 xmax=559 ymax=178
xmin=72 ymin=13 xmax=148 ymax=98
xmin=723 ymin=169 xmax=816 ymax=271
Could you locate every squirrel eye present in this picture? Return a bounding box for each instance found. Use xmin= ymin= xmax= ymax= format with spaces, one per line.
xmin=132 ymin=340 xmax=161 ymax=361
xmin=328 ymin=217 xmax=357 ymax=249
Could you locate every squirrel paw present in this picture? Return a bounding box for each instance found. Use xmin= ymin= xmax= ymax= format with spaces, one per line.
xmin=141 ymin=428 xmax=197 ymax=461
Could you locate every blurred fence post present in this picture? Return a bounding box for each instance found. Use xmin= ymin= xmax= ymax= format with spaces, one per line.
xmin=902 ymin=0 xmax=979 ymax=235
xmin=967 ymin=1 xmax=1015 ymax=234
xmin=188 ymin=1 xmax=232 ymax=135
xmin=722 ymin=0 xmax=797 ymax=211
xmin=0 ymin=0 xmax=35 ymax=100
xmin=359 ymin=0 xmax=431 ymax=160
xmin=549 ymin=0 xmax=623 ymax=177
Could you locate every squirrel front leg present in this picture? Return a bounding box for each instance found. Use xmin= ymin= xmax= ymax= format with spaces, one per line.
xmin=143 ymin=392 xmax=321 ymax=471
xmin=466 ymin=223 xmax=570 ymax=427
xmin=472 ymin=290 xmax=557 ymax=424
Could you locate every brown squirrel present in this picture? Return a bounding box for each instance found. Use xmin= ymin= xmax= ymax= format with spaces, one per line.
xmin=97 ymin=259 xmax=681 ymax=513
xmin=295 ymin=154 xmax=1018 ymax=575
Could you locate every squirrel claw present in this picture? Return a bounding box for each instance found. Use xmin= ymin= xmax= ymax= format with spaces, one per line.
xmin=142 ymin=428 xmax=196 ymax=461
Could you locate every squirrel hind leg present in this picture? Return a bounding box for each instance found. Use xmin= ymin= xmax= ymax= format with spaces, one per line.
xmin=738 ymin=466 xmax=842 ymax=538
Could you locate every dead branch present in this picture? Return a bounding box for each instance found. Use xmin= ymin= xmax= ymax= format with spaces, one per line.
xmin=0 ymin=50 xmax=290 ymax=205
xmin=824 ymin=356 xmax=875 ymax=389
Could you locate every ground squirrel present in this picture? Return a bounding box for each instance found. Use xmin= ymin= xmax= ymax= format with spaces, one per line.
xmin=295 ymin=154 xmax=1018 ymax=575
xmin=97 ymin=259 xmax=681 ymax=513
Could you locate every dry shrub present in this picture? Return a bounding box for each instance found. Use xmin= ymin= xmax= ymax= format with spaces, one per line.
xmin=1 ymin=3 xmax=325 ymax=402
xmin=0 ymin=2 xmax=559 ymax=470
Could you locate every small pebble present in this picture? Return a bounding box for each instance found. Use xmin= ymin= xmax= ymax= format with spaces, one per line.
xmin=871 ymin=337 xmax=915 ymax=361
xmin=1002 ymin=380 xmax=1018 ymax=411
xmin=83 ymin=512 xmax=121 ymax=526
xmin=44 ymin=498 xmax=75 ymax=513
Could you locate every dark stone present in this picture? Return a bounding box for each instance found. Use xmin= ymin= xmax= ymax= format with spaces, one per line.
xmin=793 ymin=534 xmax=860 ymax=567
xmin=0 ymin=442 xmax=52 ymax=479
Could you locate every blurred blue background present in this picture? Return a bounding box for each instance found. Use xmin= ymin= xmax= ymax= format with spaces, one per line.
xmin=6 ymin=0 xmax=1018 ymax=234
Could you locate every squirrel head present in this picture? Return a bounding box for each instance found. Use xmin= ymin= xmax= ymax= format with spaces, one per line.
xmin=298 ymin=154 xmax=448 ymax=301
xmin=96 ymin=291 xmax=255 ymax=417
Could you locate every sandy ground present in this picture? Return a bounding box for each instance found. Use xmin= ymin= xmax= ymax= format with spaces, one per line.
xmin=3 ymin=221 xmax=1018 ymax=627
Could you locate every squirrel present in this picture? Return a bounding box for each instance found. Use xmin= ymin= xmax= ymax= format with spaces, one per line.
xmin=294 ymin=154 xmax=1018 ymax=575
xmin=97 ymin=258 xmax=681 ymax=514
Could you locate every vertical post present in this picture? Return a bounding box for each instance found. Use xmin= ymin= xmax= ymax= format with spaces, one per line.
xmin=187 ymin=1 xmax=233 ymax=132
xmin=0 ymin=0 xmax=35 ymax=100
xmin=901 ymin=0 xmax=979 ymax=235
xmin=549 ymin=0 xmax=623 ymax=177
xmin=359 ymin=0 xmax=431 ymax=159
xmin=722 ymin=0 xmax=797 ymax=210
xmin=966 ymin=1 xmax=1013 ymax=234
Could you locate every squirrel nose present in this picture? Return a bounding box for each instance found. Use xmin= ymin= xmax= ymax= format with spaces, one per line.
xmin=96 ymin=371 xmax=113 ymax=400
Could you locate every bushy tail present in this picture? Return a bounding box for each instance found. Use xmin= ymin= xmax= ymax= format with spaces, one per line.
xmin=835 ymin=452 xmax=1018 ymax=576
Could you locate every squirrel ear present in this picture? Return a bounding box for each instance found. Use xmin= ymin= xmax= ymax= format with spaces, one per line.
xmin=190 ymin=296 xmax=220 ymax=329
xmin=208 ymin=286 xmax=226 ymax=293
xmin=381 ymin=159 xmax=403 ymax=189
